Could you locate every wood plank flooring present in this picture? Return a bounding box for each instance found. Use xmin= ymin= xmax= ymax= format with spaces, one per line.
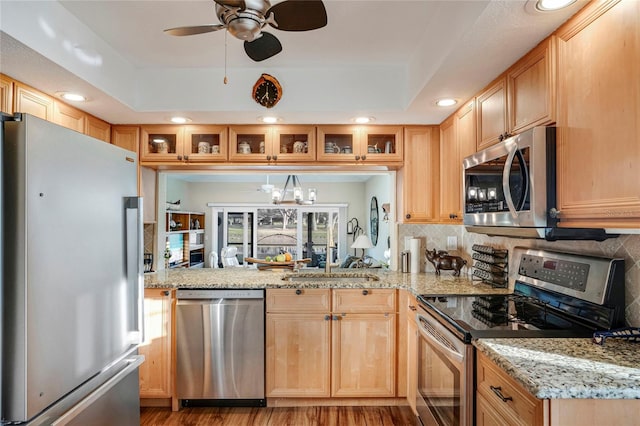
xmin=140 ymin=406 xmax=417 ymax=426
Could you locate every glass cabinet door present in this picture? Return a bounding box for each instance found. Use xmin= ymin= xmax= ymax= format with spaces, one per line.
xmin=271 ymin=125 xmax=316 ymax=162
xmin=140 ymin=125 xmax=182 ymax=162
xmin=228 ymin=125 xmax=272 ymax=162
xmin=183 ymin=125 xmax=228 ymax=162
xmin=316 ymin=125 xmax=360 ymax=162
xmin=360 ymin=125 xmax=404 ymax=162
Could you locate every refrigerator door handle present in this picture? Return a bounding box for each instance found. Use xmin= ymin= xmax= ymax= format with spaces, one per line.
xmin=51 ymin=355 xmax=145 ymax=426
xmin=125 ymin=196 xmax=144 ymax=345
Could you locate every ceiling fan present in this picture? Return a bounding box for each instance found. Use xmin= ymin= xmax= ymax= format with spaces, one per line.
xmin=164 ymin=0 xmax=328 ymax=62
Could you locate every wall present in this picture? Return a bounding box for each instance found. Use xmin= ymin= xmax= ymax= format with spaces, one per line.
xmin=398 ymin=223 xmax=640 ymax=327
xmin=364 ymin=174 xmax=393 ymax=264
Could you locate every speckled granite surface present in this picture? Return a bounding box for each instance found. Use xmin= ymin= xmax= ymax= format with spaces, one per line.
xmin=144 ymin=268 xmax=511 ymax=296
xmin=474 ymin=338 xmax=640 ymax=399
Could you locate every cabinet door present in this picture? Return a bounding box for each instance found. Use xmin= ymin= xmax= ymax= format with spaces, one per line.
xmin=507 ymin=37 xmax=556 ymax=134
xmin=53 ymin=101 xmax=85 ymax=133
xmin=14 ymin=82 xmax=54 ymax=121
xmin=271 ymin=125 xmax=316 ymax=162
xmin=266 ymin=313 xmax=331 ymax=397
xmin=406 ymin=304 xmax=418 ymax=415
xmin=555 ymin=0 xmax=640 ymax=228
xmin=476 ymin=392 xmax=510 ymax=426
xmin=476 ymin=77 xmax=507 ymax=151
xmin=401 ymin=126 xmax=440 ymax=223
xmin=360 ymin=125 xmax=404 ymax=163
xmin=0 ymin=75 xmax=14 ymax=114
xmin=141 ymin=125 xmax=183 ymax=162
xmin=331 ymin=313 xmax=396 ymax=397
xmin=183 ymin=124 xmax=228 ymax=162
xmin=111 ymin=125 xmax=140 ymax=153
xmin=139 ymin=289 xmax=174 ymax=398
xmin=228 ymin=125 xmax=273 ymax=162
xmin=316 ymin=125 xmax=360 ymax=162
xmin=85 ymin=115 xmax=111 ymax=143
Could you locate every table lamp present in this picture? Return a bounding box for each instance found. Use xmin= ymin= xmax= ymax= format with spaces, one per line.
xmin=351 ymin=234 xmax=374 ymax=268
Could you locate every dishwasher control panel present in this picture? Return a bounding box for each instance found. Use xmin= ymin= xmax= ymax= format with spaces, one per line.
xmin=177 ymin=289 xmax=264 ymax=299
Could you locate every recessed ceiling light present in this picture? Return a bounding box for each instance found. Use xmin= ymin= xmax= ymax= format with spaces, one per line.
xmin=258 ymin=116 xmax=281 ymax=124
xmin=352 ymin=116 xmax=375 ymax=124
xmin=534 ymin=0 xmax=576 ymax=11
xmin=170 ymin=116 xmax=191 ymax=124
xmin=58 ymin=92 xmax=86 ymax=102
xmin=436 ymin=98 xmax=457 ymax=107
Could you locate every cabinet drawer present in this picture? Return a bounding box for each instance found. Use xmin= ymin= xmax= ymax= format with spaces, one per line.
xmin=476 ymin=351 xmax=543 ymax=426
xmin=266 ymin=288 xmax=331 ymax=312
xmin=332 ymin=289 xmax=396 ymax=313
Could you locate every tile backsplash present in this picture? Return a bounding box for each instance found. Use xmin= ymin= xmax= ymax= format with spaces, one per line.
xmin=398 ymin=224 xmax=640 ymax=327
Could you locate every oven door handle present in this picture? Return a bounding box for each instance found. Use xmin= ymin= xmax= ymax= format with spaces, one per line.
xmin=416 ymin=314 xmax=464 ymax=364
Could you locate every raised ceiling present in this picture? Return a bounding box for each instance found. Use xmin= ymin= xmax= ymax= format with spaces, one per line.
xmin=0 ymin=0 xmax=586 ymax=125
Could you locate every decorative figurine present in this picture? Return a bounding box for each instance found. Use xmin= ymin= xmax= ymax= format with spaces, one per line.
xmin=425 ymin=249 xmax=467 ymax=276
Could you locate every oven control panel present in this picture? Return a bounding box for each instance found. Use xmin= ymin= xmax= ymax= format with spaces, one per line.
xmin=518 ymin=254 xmax=590 ymax=292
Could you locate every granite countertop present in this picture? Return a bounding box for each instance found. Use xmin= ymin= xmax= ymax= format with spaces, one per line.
xmin=474 ymin=338 xmax=640 ymax=399
xmin=144 ymin=267 xmax=511 ymax=297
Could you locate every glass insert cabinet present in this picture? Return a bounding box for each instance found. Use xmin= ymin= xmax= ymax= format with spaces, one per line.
xmin=316 ymin=125 xmax=403 ymax=162
xmin=228 ymin=125 xmax=316 ymax=163
xmin=211 ymin=206 xmax=347 ymax=268
xmin=141 ymin=125 xmax=228 ymax=162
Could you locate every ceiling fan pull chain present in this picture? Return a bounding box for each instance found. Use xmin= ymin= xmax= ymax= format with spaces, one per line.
xmin=224 ymin=29 xmax=228 ymax=85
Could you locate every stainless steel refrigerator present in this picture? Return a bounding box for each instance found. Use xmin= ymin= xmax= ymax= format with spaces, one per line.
xmin=1 ymin=113 xmax=144 ymax=425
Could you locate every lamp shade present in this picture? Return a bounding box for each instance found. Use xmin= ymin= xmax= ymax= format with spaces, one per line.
xmin=351 ymin=234 xmax=374 ymax=249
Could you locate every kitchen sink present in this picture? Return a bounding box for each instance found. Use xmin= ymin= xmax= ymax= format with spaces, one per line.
xmin=283 ymin=272 xmax=380 ymax=282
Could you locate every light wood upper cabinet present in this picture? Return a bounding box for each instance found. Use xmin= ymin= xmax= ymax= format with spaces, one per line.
xmin=476 ymin=76 xmax=507 ymax=151
xmin=53 ymin=101 xmax=85 ymax=133
xmin=555 ymin=0 xmax=640 ymax=228
xmin=13 ymin=82 xmax=54 ymax=121
xmin=399 ymin=126 xmax=440 ymax=223
xmin=317 ymin=125 xmax=403 ymax=164
xmin=0 ymin=75 xmax=13 ymax=114
xmin=139 ymin=288 xmax=174 ymax=399
xmin=112 ymin=125 xmax=140 ymax=153
xmin=228 ymin=125 xmax=315 ymax=163
xmin=141 ymin=124 xmax=227 ymax=163
xmin=507 ymin=36 xmax=556 ymax=135
xmin=85 ymin=115 xmax=111 ymax=143
xmin=440 ymin=101 xmax=475 ymax=222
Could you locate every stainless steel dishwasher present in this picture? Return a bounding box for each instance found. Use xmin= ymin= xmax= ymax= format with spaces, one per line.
xmin=176 ymin=289 xmax=265 ymax=407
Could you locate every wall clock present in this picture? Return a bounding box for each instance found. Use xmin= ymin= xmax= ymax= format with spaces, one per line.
xmin=370 ymin=196 xmax=379 ymax=246
xmin=252 ymin=73 xmax=282 ymax=108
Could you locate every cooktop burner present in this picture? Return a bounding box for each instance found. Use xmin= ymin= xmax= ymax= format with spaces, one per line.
xmin=417 ymin=247 xmax=626 ymax=343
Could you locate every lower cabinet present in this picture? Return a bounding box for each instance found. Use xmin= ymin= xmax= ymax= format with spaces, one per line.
xmin=266 ymin=288 xmax=397 ymax=399
xmin=139 ymin=288 xmax=175 ymax=405
xmin=476 ymin=350 xmax=640 ymax=426
xmin=406 ymin=295 xmax=419 ymax=415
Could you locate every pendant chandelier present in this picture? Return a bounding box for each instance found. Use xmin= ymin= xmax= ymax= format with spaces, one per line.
xmin=272 ymin=175 xmax=317 ymax=205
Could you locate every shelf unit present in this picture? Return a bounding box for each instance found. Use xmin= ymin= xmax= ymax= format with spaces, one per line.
xmin=165 ymin=211 xmax=205 ymax=269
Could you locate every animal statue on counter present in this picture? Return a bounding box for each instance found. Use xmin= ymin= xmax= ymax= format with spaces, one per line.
xmin=425 ymin=249 xmax=467 ymax=276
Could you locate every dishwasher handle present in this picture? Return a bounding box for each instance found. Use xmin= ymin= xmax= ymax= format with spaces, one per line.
xmin=176 ymin=289 xmax=264 ymax=300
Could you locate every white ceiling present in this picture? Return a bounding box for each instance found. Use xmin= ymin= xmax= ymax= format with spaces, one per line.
xmin=0 ymin=0 xmax=586 ymax=126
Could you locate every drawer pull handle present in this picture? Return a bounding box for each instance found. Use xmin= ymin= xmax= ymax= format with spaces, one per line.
xmin=295 ymin=289 xmax=302 ymax=295
xmin=163 ymin=290 xmax=170 ymax=296
xmin=409 ymin=305 xmax=417 ymax=311
xmin=362 ymin=289 xmax=369 ymax=296
xmin=490 ymin=386 xmax=513 ymax=403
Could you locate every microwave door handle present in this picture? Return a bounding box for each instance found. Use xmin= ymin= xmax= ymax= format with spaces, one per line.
xmin=502 ymin=144 xmax=518 ymax=219
xmin=515 ymin=149 xmax=530 ymax=211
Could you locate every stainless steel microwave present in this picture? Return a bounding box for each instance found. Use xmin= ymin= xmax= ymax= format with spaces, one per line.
xmin=462 ymin=127 xmax=612 ymax=241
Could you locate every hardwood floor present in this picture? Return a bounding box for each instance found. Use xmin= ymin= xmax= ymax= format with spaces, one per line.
xmin=140 ymin=406 xmax=417 ymax=426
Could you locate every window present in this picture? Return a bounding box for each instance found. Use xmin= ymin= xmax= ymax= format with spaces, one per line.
xmin=210 ymin=204 xmax=346 ymax=267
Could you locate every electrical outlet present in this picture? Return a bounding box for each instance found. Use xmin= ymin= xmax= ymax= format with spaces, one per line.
xmin=446 ymin=236 xmax=457 ymax=250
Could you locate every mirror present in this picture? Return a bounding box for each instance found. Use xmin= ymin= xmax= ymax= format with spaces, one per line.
xmin=370 ymin=196 xmax=379 ymax=246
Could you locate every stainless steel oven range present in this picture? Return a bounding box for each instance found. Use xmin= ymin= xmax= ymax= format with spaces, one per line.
xmin=414 ymin=246 xmax=625 ymax=426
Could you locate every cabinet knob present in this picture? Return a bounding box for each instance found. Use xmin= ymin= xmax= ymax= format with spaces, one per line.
xmin=177 ymin=155 xmax=183 ymax=161
xmin=324 ymin=315 xmax=331 ymax=321
xmin=361 ymin=155 xmax=367 ymax=160
xmin=409 ymin=305 xmax=417 ymax=311
xmin=273 ymin=155 xmax=278 ymax=160
xmin=490 ymin=386 xmax=513 ymax=403
xmin=295 ymin=289 xmax=302 ymax=295
xmin=266 ymin=155 xmax=271 ymax=160
xmin=549 ymin=208 xmax=561 ymax=219
xmin=163 ymin=290 xmax=170 ymax=296
xmin=332 ymin=315 xmax=339 ymax=321
xmin=449 ymin=213 xmax=458 ymax=219
xmin=362 ymin=289 xmax=369 ymax=296
xmin=355 ymin=155 xmax=360 ymax=160
xmin=183 ymin=155 xmax=189 ymax=161
xmin=406 ymin=214 xmax=411 ymax=219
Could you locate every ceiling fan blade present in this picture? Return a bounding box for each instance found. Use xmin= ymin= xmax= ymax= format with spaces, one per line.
xmin=164 ymin=25 xmax=225 ymax=36
xmin=267 ymin=0 xmax=327 ymax=31
xmin=244 ymin=32 xmax=282 ymax=62
xmin=214 ymin=0 xmax=246 ymax=9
